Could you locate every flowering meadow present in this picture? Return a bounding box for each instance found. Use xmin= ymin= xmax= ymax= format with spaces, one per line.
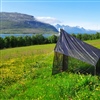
xmin=0 ymin=39 xmax=100 ymax=100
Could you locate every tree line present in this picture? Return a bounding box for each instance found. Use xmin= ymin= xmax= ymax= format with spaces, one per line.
xmin=71 ymin=32 xmax=100 ymax=41
xmin=0 ymin=34 xmax=58 ymax=49
xmin=0 ymin=32 xmax=100 ymax=49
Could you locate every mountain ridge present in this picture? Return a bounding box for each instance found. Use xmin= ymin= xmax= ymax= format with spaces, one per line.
xmin=55 ymin=24 xmax=100 ymax=34
xmin=0 ymin=12 xmax=58 ymax=34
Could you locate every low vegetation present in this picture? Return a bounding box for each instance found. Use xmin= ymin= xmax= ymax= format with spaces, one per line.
xmin=0 ymin=39 xmax=100 ymax=100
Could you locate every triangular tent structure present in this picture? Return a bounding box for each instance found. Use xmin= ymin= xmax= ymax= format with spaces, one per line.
xmin=52 ymin=29 xmax=100 ymax=75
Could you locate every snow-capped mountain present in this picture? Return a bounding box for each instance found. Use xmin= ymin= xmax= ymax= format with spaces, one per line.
xmin=55 ymin=24 xmax=99 ymax=34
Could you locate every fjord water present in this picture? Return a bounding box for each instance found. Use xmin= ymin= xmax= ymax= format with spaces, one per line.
xmin=0 ymin=33 xmax=55 ymax=38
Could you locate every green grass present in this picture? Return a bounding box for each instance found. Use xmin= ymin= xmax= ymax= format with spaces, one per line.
xmin=85 ymin=39 xmax=100 ymax=48
xmin=0 ymin=40 xmax=100 ymax=100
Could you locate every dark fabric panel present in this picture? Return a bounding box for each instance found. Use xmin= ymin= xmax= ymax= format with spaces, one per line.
xmin=62 ymin=54 xmax=68 ymax=71
xmin=52 ymin=52 xmax=68 ymax=75
xmin=96 ymin=59 xmax=100 ymax=74
xmin=54 ymin=29 xmax=100 ymax=66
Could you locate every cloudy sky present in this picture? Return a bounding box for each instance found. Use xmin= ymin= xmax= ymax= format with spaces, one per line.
xmin=1 ymin=0 xmax=100 ymax=30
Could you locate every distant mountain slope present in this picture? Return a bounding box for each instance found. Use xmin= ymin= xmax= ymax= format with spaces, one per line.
xmin=55 ymin=24 xmax=99 ymax=34
xmin=0 ymin=12 xmax=58 ymax=34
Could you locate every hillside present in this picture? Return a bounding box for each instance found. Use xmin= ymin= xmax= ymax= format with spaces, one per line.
xmin=0 ymin=12 xmax=58 ymax=34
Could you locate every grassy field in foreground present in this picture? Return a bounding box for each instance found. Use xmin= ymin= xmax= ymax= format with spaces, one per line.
xmin=85 ymin=39 xmax=100 ymax=48
xmin=0 ymin=39 xmax=100 ymax=100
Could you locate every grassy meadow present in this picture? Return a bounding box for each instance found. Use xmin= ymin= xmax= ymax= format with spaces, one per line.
xmin=0 ymin=39 xmax=100 ymax=100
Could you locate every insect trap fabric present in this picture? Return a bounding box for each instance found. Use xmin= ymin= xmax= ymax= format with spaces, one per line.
xmin=52 ymin=29 xmax=100 ymax=75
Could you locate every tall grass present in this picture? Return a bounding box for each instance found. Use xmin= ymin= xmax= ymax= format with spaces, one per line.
xmin=0 ymin=40 xmax=100 ymax=100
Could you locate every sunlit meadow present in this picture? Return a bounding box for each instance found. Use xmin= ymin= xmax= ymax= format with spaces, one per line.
xmin=0 ymin=40 xmax=100 ymax=100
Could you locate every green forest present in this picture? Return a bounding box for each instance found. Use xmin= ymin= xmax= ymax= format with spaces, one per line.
xmin=0 ymin=32 xmax=100 ymax=49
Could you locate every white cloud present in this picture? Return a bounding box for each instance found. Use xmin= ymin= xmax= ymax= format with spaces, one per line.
xmin=35 ymin=17 xmax=100 ymax=30
xmin=35 ymin=17 xmax=62 ymax=25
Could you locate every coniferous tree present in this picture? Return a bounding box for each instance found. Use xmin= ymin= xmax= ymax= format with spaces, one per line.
xmin=0 ymin=37 xmax=4 ymax=49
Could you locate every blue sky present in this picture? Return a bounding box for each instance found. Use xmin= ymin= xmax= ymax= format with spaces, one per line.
xmin=1 ymin=0 xmax=100 ymax=30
